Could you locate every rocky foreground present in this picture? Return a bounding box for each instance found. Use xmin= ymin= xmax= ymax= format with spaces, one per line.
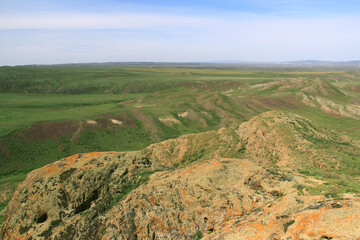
xmin=1 ymin=111 xmax=360 ymax=239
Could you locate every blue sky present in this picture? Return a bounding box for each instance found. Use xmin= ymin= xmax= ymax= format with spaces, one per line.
xmin=0 ymin=0 xmax=359 ymax=65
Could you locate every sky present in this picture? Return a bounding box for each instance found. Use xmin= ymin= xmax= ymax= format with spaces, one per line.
xmin=0 ymin=0 xmax=359 ymax=65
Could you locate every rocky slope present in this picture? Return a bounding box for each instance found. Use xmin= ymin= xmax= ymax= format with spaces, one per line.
xmin=1 ymin=111 xmax=360 ymax=239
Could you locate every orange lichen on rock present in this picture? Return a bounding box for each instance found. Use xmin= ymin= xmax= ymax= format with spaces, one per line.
xmin=2 ymin=111 xmax=360 ymax=240
xmin=39 ymin=152 xmax=118 ymax=177
xmin=287 ymin=200 xmax=360 ymax=239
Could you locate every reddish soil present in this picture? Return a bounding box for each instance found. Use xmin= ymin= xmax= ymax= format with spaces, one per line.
xmin=17 ymin=121 xmax=80 ymax=142
xmin=0 ymin=140 xmax=10 ymax=157
xmin=252 ymin=96 xmax=301 ymax=110
xmin=351 ymin=86 xmax=360 ymax=93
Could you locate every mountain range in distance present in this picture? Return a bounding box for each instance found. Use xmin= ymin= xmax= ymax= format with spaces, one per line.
xmin=6 ymin=60 xmax=360 ymax=69
xmin=208 ymin=60 xmax=360 ymax=65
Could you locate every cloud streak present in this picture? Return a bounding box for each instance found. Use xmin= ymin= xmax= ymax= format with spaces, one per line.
xmin=1 ymin=1 xmax=360 ymax=65
xmin=0 ymin=12 xmax=219 ymax=30
xmin=1 ymin=11 xmax=359 ymax=34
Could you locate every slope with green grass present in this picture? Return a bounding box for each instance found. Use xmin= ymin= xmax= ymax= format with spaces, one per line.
xmin=0 ymin=66 xmax=359 ymax=216
xmin=2 ymin=111 xmax=360 ymax=238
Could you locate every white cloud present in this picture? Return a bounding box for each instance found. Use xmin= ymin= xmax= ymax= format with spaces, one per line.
xmin=1 ymin=11 xmax=360 ymax=65
xmin=0 ymin=12 xmax=218 ymax=30
xmin=1 ymin=11 xmax=359 ymax=38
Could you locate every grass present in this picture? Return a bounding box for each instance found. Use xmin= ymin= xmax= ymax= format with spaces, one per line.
xmin=0 ymin=65 xmax=359 ymax=238
xmin=191 ymin=231 xmax=203 ymax=240
xmin=300 ymin=173 xmax=360 ymax=198
xmin=289 ymin=105 xmax=360 ymax=140
xmin=0 ymin=172 xmax=27 ymax=185
xmin=108 ymin=171 xmax=156 ymax=210
xmin=0 ymin=93 xmax=146 ymax=136
xmin=283 ymin=220 xmax=295 ymax=232
xmin=0 ymin=66 xmax=359 ymax=193
xmin=0 ymin=199 xmax=10 ymax=225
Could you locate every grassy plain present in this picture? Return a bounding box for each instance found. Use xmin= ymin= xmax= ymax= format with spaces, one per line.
xmin=0 ymin=66 xmax=359 ymax=196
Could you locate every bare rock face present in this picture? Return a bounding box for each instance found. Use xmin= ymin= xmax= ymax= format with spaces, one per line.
xmin=102 ymin=158 xmax=360 ymax=240
xmin=207 ymin=198 xmax=360 ymax=240
xmin=102 ymin=158 xmax=294 ymax=239
xmin=285 ymin=200 xmax=360 ymax=240
xmin=1 ymin=151 xmax=156 ymax=239
xmin=236 ymin=111 xmax=357 ymax=169
xmin=144 ymin=111 xmax=358 ymax=170
xmin=1 ymin=111 xmax=360 ymax=239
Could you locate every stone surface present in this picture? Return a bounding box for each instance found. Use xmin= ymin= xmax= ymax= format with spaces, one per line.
xmin=102 ymin=158 xmax=296 ymax=239
xmin=1 ymin=111 xmax=360 ymax=239
xmin=1 ymin=151 xmax=155 ymax=239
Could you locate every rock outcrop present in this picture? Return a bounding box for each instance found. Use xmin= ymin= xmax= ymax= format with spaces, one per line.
xmin=1 ymin=111 xmax=360 ymax=239
xmin=1 ymin=151 xmax=156 ymax=239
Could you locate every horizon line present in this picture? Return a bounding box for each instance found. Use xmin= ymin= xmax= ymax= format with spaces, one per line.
xmin=2 ymin=59 xmax=360 ymax=68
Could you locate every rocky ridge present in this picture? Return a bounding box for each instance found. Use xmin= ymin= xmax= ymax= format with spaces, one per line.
xmin=1 ymin=111 xmax=360 ymax=239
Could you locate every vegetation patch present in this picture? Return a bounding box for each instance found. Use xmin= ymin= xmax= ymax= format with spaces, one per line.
xmin=1 ymin=66 xmax=360 ymax=204
xmin=108 ymin=171 xmax=158 ymax=210
xmin=0 ymin=199 xmax=10 ymax=225
xmin=191 ymin=231 xmax=203 ymax=240
xmin=283 ymin=220 xmax=295 ymax=232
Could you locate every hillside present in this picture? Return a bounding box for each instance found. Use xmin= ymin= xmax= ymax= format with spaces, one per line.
xmin=1 ymin=111 xmax=360 ymax=239
xmin=1 ymin=68 xmax=360 ymax=178
xmin=0 ymin=66 xmax=360 ymax=235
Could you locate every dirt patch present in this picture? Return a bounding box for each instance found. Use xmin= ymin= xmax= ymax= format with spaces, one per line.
xmin=346 ymin=105 xmax=360 ymax=117
xmin=315 ymin=97 xmax=360 ymax=119
xmin=196 ymin=93 xmax=238 ymax=128
xmin=104 ymin=84 xmax=116 ymax=94
xmin=351 ymin=86 xmax=360 ymax=93
xmin=178 ymin=111 xmax=189 ymax=118
xmin=338 ymin=128 xmax=360 ymax=133
xmin=252 ymin=96 xmax=301 ymax=110
xmin=131 ymin=109 xmax=162 ymax=141
xmin=86 ymin=120 xmax=97 ymax=125
xmin=134 ymin=104 xmax=157 ymax=108
xmin=0 ymin=141 xmax=9 ymax=157
xmin=296 ymin=92 xmax=317 ymax=108
xmin=158 ymin=116 xmax=181 ymax=126
xmin=110 ymin=119 xmax=123 ymax=126
xmin=186 ymin=110 xmax=208 ymax=128
xmin=119 ymin=114 xmax=137 ymax=129
xmin=97 ymin=113 xmax=137 ymax=129
xmin=17 ymin=121 xmax=80 ymax=142
xmin=321 ymin=105 xmax=342 ymax=118
xmin=70 ymin=121 xmax=83 ymax=142
xmin=117 ymin=99 xmax=136 ymax=106
xmin=55 ymin=80 xmax=64 ymax=93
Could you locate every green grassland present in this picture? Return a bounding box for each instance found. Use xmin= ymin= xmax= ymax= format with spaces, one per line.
xmin=0 ymin=66 xmax=359 ymax=196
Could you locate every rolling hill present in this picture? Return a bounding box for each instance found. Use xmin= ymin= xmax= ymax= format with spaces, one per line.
xmin=0 ymin=65 xmax=360 ymax=238
xmin=1 ymin=111 xmax=360 ymax=239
